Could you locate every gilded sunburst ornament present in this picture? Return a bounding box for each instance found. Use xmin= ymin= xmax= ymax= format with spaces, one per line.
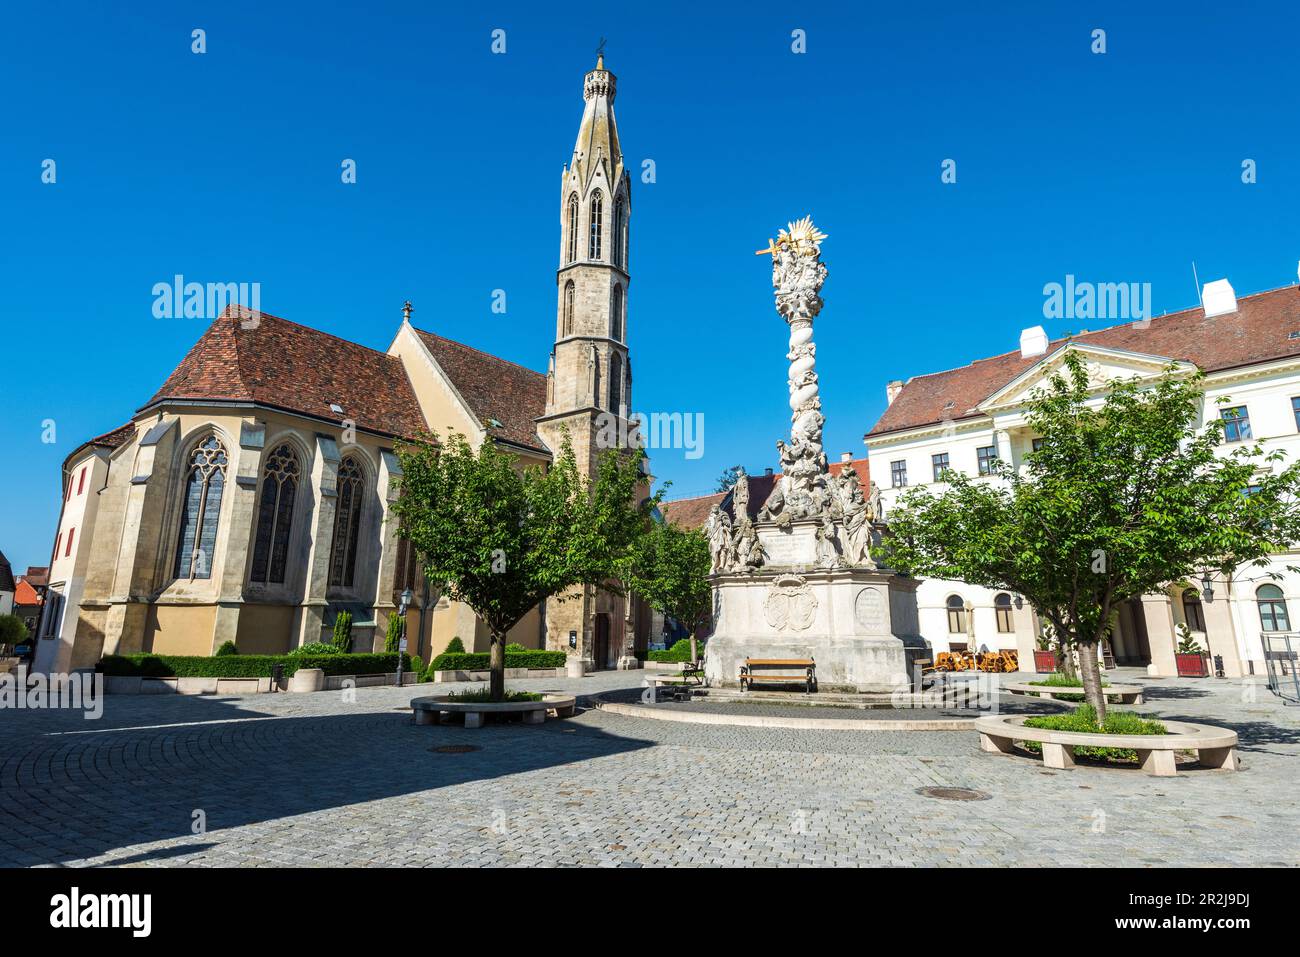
xmin=755 ymin=215 xmax=828 ymax=257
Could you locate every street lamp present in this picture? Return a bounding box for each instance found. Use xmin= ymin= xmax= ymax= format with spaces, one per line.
xmin=1200 ymin=571 xmax=1215 ymax=603
xmin=396 ymin=588 xmax=414 ymax=687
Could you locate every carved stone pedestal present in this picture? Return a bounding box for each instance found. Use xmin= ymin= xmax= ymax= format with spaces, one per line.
xmin=704 ymin=522 xmax=927 ymax=693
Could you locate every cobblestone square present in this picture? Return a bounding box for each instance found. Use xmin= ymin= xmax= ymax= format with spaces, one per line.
xmin=1 ymin=669 xmax=1295 ymax=867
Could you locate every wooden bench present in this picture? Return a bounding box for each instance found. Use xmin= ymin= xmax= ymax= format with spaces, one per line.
xmin=740 ymin=658 xmax=816 ymax=693
xmin=974 ymin=714 xmax=1239 ymax=777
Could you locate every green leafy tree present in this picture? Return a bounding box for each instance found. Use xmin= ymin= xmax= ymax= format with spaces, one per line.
xmin=880 ymin=352 xmax=1300 ymax=718
xmin=0 ymin=614 xmax=28 ymax=646
xmin=714 ymin=465 xmax=744 ymax=493
xmin=393 ymin=432 xmax=657 ymax=701
xmin=623 ymin=519 xmax=712 ymax=663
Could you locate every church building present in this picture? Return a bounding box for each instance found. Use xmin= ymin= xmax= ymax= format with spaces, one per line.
xmin=33 ymin=57 xmax=647 ymax=676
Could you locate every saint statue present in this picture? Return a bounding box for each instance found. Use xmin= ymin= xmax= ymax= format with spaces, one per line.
xmin=705 ymin=504 xmax=734 ymax=573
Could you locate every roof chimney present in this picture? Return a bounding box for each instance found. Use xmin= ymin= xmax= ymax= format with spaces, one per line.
xmin=886 ymin=380 xmax=904 ymax=405
xmin=764 ymin=467 xmax=773 ymax=477
xmin=1020 ymin=325 xmax=1049 ymax=358
xmin=840 ymin=452 xmax=852 ymax=463
xmin=1202 ymin=278 xmax=1237 ymax=318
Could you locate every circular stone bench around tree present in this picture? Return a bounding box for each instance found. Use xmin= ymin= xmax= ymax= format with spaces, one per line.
xmin=974 ymin=714 xmax=1239 ymax=777
xmin=410 ymin=694 xmax=576 ymax=729
xmin=1003 ymin=681 xmax=1144 ymax=704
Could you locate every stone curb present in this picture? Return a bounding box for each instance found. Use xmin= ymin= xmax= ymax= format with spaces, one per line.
xmin=592 ymin=693 xmax=977 ymax=731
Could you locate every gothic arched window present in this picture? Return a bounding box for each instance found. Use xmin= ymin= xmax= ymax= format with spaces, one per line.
xmin=329 ymin=457 xmax=364 ymax=588
xmin=609 ymin=355 xmax=622 ymax=413
xmin=610 ymin=284 xmax=624 ymax=341
xmin=563 ymin=281 xmax=575 ymax=337
xmin=250 ymin=444 xmax=300 ymax=584
xmin=566 ymin=194 xmax=579 ymax=263
xmin=174 ymin=436 xmax=228 ymax=580
xmin=613 ymin=196 xmax=625 ymax=268
xmin=588 ymin=192 xmax=603 ymax=260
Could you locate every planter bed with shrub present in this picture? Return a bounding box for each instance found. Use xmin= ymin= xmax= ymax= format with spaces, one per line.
xmin=1020 ymin=705 xmax=1166 ymax=763
xmin=98 ymin=652 xmax=412 ymax=694
xmin=425 ymin=649 xmax=568 ymax=682
xmin=1024 ymin=673 xmax=1110 ymax=702
xmin=646 ymin=639 xmax=703 ymax=664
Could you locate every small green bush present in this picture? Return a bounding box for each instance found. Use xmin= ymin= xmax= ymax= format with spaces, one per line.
xmin=98 ymin=652 xmax=411 ymax=679
xmin=445 ymin=689 xmax=542 ymax=703
xmin=647 ymin=638 xmax=702 ymax=663
xmin=408 ymin=655 xmax=423 ymax=676
xmin=505 ymin=642 xmax=527 ymax=653
xmin=385 ymin=611 xmax=404 ymax=654
xmin=1022 ymin=705 xmax=1167 ymax=762
xmin=332 ymin=611 xmax=353 ymax=652
xmin=214 ymin=640 xmax=238 ymax=656
xmin=444 ymin=636 xmax=466 ymax=654
xmin=1026 ymin=672 xmax=1110 ymax=701
xmin=289 ymin=642 xmax=342 ymax=656
xmin=428 ymin=650 xmax=567 ymax=672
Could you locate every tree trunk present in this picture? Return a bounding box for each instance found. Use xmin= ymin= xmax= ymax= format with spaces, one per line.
xmin=1077 ymin=639 xmax=1106 ymax=722
xmin=689 ymin=634 xmax=698 ymax=666
xmin=489 ymin=631 xmax=506 ymax=703
xmin=1057 ymin=644 xmax=1078 ymax=681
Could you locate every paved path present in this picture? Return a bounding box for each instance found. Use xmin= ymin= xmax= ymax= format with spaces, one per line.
xmin=1 ymin=669 xmax=1296 ymax=867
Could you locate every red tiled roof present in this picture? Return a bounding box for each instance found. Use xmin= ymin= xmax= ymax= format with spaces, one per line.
xmin=661 ymin=491 xmax=725 ymax=529
xmin=143 ymin=308 xmax=428 ymax=439
xmin=661 ymin=458 xmax=870 ymax=529
xmin=411 ymin=327 xmax=549 ymax=453
xmin=14 ymin=578 xmax=42 ymax=606
xmin=23 ymin=567 xmax=48 ymax=587
xmin=868 ymin=284 xmax=1300 ymax=438
xmin=62 ymin=421 xmax=137 ymax=470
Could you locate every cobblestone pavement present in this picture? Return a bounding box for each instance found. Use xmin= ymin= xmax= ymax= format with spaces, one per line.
xmin=1 ymin=669 xmax=1296 ymax=867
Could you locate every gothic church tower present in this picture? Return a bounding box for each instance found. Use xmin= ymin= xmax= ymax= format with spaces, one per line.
xmin=537 ymin=56 xmax=640 ymax=669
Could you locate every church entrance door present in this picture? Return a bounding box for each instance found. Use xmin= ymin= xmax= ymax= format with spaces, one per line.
xmin=594 ymin=614 xmax=610 ymax=670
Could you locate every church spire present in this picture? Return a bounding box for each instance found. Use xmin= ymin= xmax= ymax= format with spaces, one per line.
xmin=544 ymin=56 xmax=632 ymax=422
xmin=569 ymin=53 xmax=622 ymax=192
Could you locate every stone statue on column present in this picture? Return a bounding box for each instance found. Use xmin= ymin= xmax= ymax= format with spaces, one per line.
xmin=754 ymin=217 xmax=834 ymax=525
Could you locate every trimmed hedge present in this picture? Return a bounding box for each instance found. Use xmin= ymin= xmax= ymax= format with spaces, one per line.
xmin=98 ymin=652 xmax=411 ymax=679
xmin=647 ymin=638 xmax=703 ymax=663
xmin=428 ymin=650 xmax=568 ymax=672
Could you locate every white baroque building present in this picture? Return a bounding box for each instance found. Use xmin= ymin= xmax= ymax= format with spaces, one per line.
xmin=865 ymin=277 xmax=1300 ymax=679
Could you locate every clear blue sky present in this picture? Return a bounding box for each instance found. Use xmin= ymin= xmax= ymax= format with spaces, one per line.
xmin=2 ymin=0 xmax=1298 ymax=571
